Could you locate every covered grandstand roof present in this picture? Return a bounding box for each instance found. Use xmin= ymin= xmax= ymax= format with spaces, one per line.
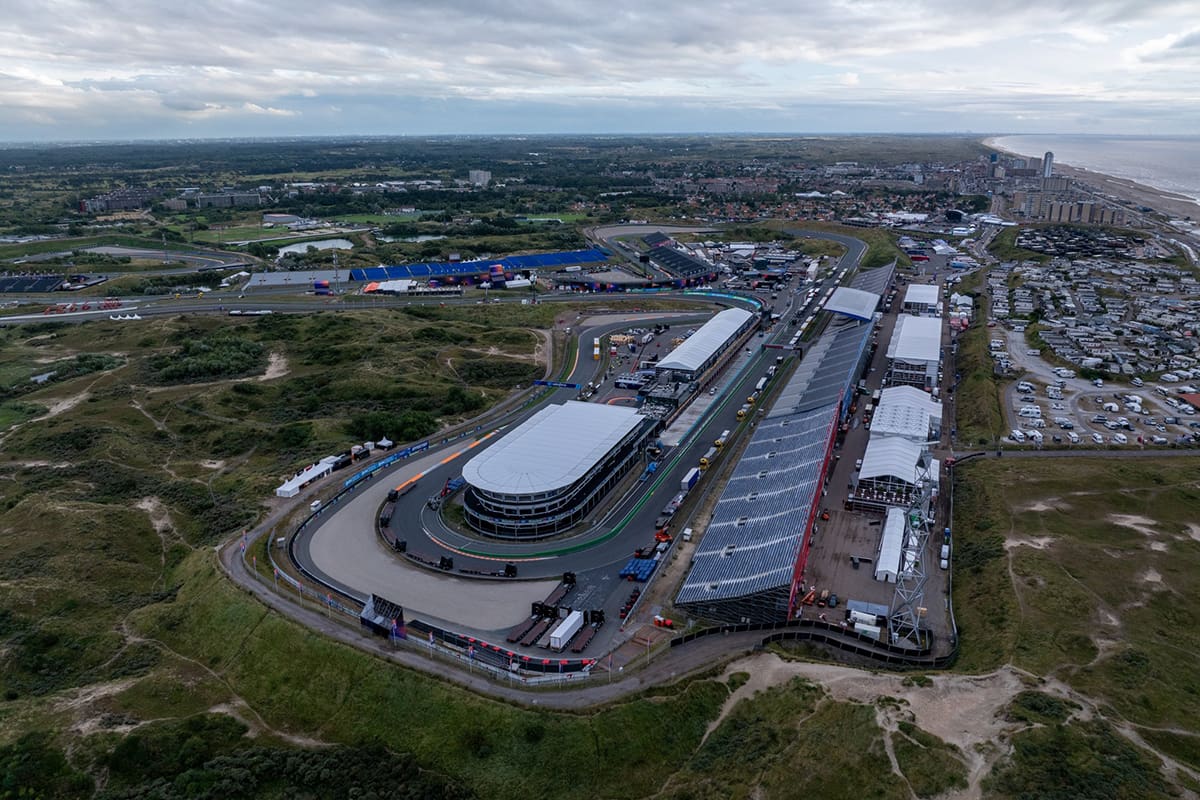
xmin=643 ymin=232 xmax=672 ymax=247
xmin=903 ymin=283 xmax=940 ymax=307
xmin=348 ymin=248 xmax=609 ymax=282
xmin=768 ymin=319 xmax=872 ymax=417
xmin=655 ymin=308 xmax=754 ymax=373
xmin=887 ymin=315 xmax=942 ymax=364
xmin=872 ymin=386 xmax=943 ymax=442
xmin=850 ymin=261 xmax=896 ymax=295
xmin=826 ymin=287 xmax=880 ymax=321
xmin=875 ymin=508 xmax=907 ymax=583
xmin=0 ymin=275 xmax=63 ymax=292
xmin=859 ymin=437 xmax=933 ymax=486
xmin=648 ymin=247 xmax=714 ymax=278
xmin=463 ymin=401 xmax=643 ymax=495
xmin=676 ymin=402 xmax=839 ymax=606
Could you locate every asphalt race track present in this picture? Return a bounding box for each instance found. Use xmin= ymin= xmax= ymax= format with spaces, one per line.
xmin=291 ymin=229 xmax=867 ymax=654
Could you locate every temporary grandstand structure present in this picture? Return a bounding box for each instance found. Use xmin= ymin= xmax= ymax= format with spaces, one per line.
xmin=871 ymin=385 xmax=943 ymax=443
xmin=654 ymin=307 xmax=756 ymax=381
xmin=675 ymin=402 xmax=839 ymax=624
xmin=875 ymin=508 xmax=907 ymax=583
xmin=853 ymin=437 xmax=939 ymax=509
xmin=886 ymin=315 xmax=942 ymax=389
xmin=902 ymin=283 xmax=940 ymax=314
xmin=769 ymin=318 xmax=872 ymax=419
xmin=462 ymin=401 xmax=654 ymax=537
xmin=825 ymin=287 xmax=880 ymax=321
xmin=646 ymin=246 xmax=714 ymax=278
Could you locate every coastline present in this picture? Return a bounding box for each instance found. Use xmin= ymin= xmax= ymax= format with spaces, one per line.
xmin=981 ymin=137 xmax=1200 ymax=221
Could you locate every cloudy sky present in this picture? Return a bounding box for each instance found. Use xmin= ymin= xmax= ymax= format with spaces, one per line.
xmin=1 ymin=0 xmax=1197 ymax=141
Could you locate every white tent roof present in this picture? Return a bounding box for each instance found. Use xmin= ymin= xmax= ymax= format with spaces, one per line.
xmin=826 ymin=287 xmax=880 ymax=321
xmin=872 ymin=386 xmax=942 ymax=441
xmin=904 ymin=283 xmax=940 ymax=306
xmin=859 ymin=436 xmax=925 ymax=485
xmin=656 ymin=307 xmax=753 ymax=373
xmin=887 ymin=315 xmax=942 ymax=364
xmin=275 ymin=455 xmax=339 ymax=498
xmin=875 ymin=508 xmax=907 ymax=581
xmin=463 ymin=401 xmax=643 ymax=495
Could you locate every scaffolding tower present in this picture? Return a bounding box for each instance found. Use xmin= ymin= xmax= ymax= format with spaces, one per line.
xmin=889 ymin=450 xmax=933 ymax=649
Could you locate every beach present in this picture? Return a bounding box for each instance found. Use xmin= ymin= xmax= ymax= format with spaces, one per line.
xmin=983 ymin=137 xmax=1200 ymax=222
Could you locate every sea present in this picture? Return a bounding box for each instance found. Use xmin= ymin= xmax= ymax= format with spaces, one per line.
xmin=988 ymin=135 xmax=1200 ymax=208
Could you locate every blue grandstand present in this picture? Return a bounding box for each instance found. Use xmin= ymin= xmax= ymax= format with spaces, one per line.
xmin=349 ymin=248 xmax=610 ymax=283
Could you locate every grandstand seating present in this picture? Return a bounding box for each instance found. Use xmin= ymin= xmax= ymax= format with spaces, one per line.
xmin=349 ymin=248 xmax=609 ymax=282
xmin=0 ymin=276 xmax=63 ymax=293
xmin=647 ymin=247 xmax=714 ymax=278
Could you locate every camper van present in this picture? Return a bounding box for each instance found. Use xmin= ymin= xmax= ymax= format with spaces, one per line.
xmin=1018 ymin=407 xmax=1042 ymax=418
xmin=1010 ymin=429 xmax=1027 ymax=443
xmin=1112 ymin=433 xmax=1128 ymax=445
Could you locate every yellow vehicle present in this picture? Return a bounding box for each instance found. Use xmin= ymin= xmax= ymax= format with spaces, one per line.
xmin=736 ymin=404 xmax=750 ymax=420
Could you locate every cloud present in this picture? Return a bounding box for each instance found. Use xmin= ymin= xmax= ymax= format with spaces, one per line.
xmin=0 ymin=0 xmax=1195 ymax=138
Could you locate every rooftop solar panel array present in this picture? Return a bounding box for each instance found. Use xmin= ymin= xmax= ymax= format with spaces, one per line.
xmin=648 ymin=247 xmax=714 ymax=278
xmin=348 ymin=249 xmax=609 ymax=282
xmin=0 ymin=276 xmax=63 ymax=293
xmin=676 ymin=402 xmax=838 ymax=605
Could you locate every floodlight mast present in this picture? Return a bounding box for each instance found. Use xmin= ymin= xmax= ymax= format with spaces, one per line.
xmin=888 ymin=450 xmax=932 ymax=649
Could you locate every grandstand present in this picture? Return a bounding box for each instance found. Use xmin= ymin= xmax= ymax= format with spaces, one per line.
xmin=768 ymin=318 xmax=873 ymax=420
xmin=646 ymin=247 xmax=715 ymax=279
xmin=462 ymin=401 xmax=658 ymax=538
xmin=0 ymin=275 xmax=64 ymax=293
xmin=349 ymin=248 xmax=609 ymax=282
xmin=654 ymin=307 xmax=756 ymax=382
xmin=675 ymin=401 xmax=840 ymax=624
xmin=849 ymin=260 xmax=896 ymax=296
xmin=643 ymin=232 xmax=672 ymax=247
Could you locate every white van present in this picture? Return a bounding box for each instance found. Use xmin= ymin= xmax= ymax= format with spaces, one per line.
xmin=1113 ymin=433 xmax=1128 ymax=445
xmin=1131 ymin=377 xmax=1144 ymax=387
xmin=1017 ymin=382 xmax=1035 ymax=393
xmin=1091 ymin=432 xmax=1105 ymax=444
xmin=1018 ymin=407 xmax=1042 ymax=418
xmin=1010 ymin=429 xmax=1027 ymax=442
xmin=1027 ymin=430 xmax=1044 ymax=442
xmin=1029 ymin=418 xmax=1047 ymax=428
xmin=940 ymin=543 xmax=951 ymax=561
xmin=1067 ymin=431 xmax=1081 ymax=444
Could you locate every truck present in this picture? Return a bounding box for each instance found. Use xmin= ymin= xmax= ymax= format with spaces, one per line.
xmin=699 ymin=447 xmax=719 ymax=470
xmin=681 ymin=467 xmax=701 ymax=493
xmin=714 ymin=429 xmax=731 ymax=449
xmin=737 ymin=404 xmax=751 ymax=419
xmin=549 ymin=610 xmax=584 ymax=652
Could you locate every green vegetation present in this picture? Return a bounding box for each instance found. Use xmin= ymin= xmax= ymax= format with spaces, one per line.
xmin=953 ymin=457 xmax=1200 ymax=732
xmin=151 ymin=335 xmax=265 ymax=383
xmin=1005 ymin=690 xmax=1078 ymax=725
xmin=954 ymin=320 xmax=1005 ymax=445
xmin=891 ymin=721 xmax=968 ymax=797
xmin=984 ymin=720 xmax=1165 ymax=800
xmin=668 ymin=682 xmax=908 ymax=800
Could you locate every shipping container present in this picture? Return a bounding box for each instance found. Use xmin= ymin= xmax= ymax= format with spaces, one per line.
xmin=681 ymin=467 xmax=701 ymax=492
xmin=549 ymin=610 xmax=584 ymax=652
